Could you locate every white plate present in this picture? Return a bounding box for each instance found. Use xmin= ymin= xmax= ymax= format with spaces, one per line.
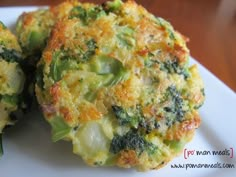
xmin=0 ymin=7 xmax=236 ymax=177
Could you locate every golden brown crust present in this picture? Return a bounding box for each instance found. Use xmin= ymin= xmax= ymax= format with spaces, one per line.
xmin=165 ymin=112 xmax=201 ymax=141
xmin=117 ymin=150 xmax=139 ymax=168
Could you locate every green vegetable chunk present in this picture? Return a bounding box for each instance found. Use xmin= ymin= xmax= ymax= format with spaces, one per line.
xmin=0 ymin=47 xmax=22 ymax=63
xmin=105 ymin=0 xmax=122 ymax=12
xmin=161 ymin=59 xmax=189 ymax=79
xmin=164 ymin=140 xmax=185 ymax=153
xmin=117 ymin=26 xmax=135 ymax=49
xmin=163 ymin=86 xmax=186 ymax=126
xmin=70 ymin=6 xmax=105 ymax=24
xmin=91 ymin=55 xmax=130 ymax=86
xmin=50 ymin=52 xmax=79 ymax=81
xmin=49 ymin=116 xmax=72 ymax=142
xmin=82 ymin=39 xmax=97 ymax=61
xmin=112 ymin=105 xmax=140 ymax=128
xmin=0 ymin=94 xmax=19 ymax=107
xmin=112 ymin=105 xmax=160 ymax=132
xmin=110 ymin=129 xmax=157 ymax=155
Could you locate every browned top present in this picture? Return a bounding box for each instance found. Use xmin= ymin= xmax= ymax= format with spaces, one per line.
xmin=1 ymin=0 xmax=235 ymax=91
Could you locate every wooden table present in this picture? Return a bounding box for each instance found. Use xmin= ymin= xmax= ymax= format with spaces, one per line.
xmin=1 ymin=0 xmax=236 ymax=91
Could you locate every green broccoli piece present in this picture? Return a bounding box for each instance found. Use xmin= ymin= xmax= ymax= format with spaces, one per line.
xmin=0 ymin=94 xmax=19 ymax=107
xmin=111 ymin=105 xmax=142 ymax=128
xmin=49 ymin=51 xmax=79 ymax=81
xmin=82 ymin=39 xmax=97 ymax=61
xmin=49 ymin=116 xmax=72 ymax=142
xmin=110 ymin=129 xmax=157 ymax=155
xmin=70 ymin=5 xmax=106 ymax=25
xmin=104 ymin=0 xmax=123 ymax=13
xmin=28 ymin=31 xmax=47 ymax=53
xmin=91 ymin=55 xmax=130 ymax=86
xmin=70 ymin=6 xmax=87 ymax=22
xmin=117 ymin=26 xmax=135 ymax=49
xmin=0 ymin=47 xmax=22 ymax=63
xmin=161 ymin=59 xmax=189 ymax=79
xmin=112 ymin=105 xmax=160 ymax=132
xmin=164 ymin=139 xmax=185 ymax=153
xmin=163 ymin=86 xmax=186 ymax=126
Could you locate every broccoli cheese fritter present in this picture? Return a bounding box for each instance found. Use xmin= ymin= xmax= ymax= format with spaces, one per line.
xmin=0 ymin=21 xmax=25 ymax=155
xmin=16 ymin=1 xmax=94 ymax=60
xmin=35 ymin=0 xmax=205 ymax=171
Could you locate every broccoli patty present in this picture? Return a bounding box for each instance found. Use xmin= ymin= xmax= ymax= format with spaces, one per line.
xmin=0 ymin=21 xmax=25 ymax=155
xmin=16 ymin=1 xmax=94 ymax=60
xmin=35 ymin=0 xmax=204 ymax=171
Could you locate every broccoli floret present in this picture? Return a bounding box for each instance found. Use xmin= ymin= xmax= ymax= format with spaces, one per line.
xmin=0 ymin=94 xmax=19 ymax=107
xmin=0 ymin=46 xmax=22 ymax=63
xmin=163 ymin=86 xmax=186 ymax=126
xmin=161 ymin=59 xmax=189 ymax=79
xmin=82 ymin=39 xmax=97 ymax=61
xmin=144 ymin=53 xmax=189 ymax=79
xmin=111 ymin=105 xmax=140 ymax=128
xmin=112 ymin=87 xmax=186 ymax=130
xmin=112 ymin=105 xmax=131 ymax=125
xmin=70 ymin=5 xmax=106 ymax=24
xmin=70 ymin=6 xmax=86 ymax=21
xmin=87 ymin=6 xmax=106 ymax=19
xmin=110 ymin=129 xmax=157 ymax=155
xmin=103 ymin=0 xmax=122 ymax=13
xmin=112 ymin=105 xmax=160 ymax=132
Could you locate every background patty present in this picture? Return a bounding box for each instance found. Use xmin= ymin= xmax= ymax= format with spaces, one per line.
xmin=0 ymin=21 xmax=25 ymax=156
xmin=16 ymin=1 xmax=95 ymax=62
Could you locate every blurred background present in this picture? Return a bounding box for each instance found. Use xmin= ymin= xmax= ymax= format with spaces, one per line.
xmin=0 ymin=0 xmax=236 ymax=91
